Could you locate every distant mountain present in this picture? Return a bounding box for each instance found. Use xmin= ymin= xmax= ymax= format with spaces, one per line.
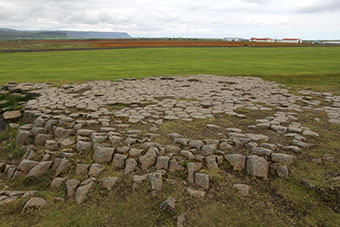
xmin=0 ymin=28 xmax=131 ymax=40
xmin=63 ymin=31 xmax=131 ymax=39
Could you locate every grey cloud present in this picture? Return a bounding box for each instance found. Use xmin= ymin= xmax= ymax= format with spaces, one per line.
xmin=298 ymin=0 xmax=340 ymax=13
xmin=0 ymin=0 xmax=339 ymax=39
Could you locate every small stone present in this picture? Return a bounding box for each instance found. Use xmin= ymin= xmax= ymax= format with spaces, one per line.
xmin=54 ymin=197 xmax=65 ymax=203
xmin=165 ymin=145 xmax=181 ymax=154
xmin=60 ymin=138 xmax=75 ymax=149
xmin=187 ymin=162 xmax=202 ymax=184
xmin=271 ymin=153 xmax=294 ymax=164
xmin=225 ymin=154 xmax=246 ymax=171
xmin=283 ymin=146 xmax=301 ymax=153
xmin=207 ymin=124 xmax=219 ymax=129
xmin=180 ymin=150 xmax=195 ymax=160
xmin=124 ymin=158 xmax=137 ymax=174
xmin=112 ymin=154 xmax=128 ymax=169
xmin=76 ymin=141 xmax=92 ymax=153
xmin=302 ymin=130 xmax=319 ymax=137
xmin=50 ymin=177 xmax=66 ymax=189
xmin=205 ymin=155 xmax=223 ymax=169
xmin=177 ymin=214 xmax=185 ymax=227
xmin=88 ymin=163 xmax=105 ymax=177
xmin=34 ymin=134 xmax=53 ymax=146
xmin=187 ymin=188 xmax=205 ymax=199
xmin=174 ymin=138 xmax=189 ymax=146
xmin=260 ymin=143 xmax=277 ymax=151
xmin=16 ymin=130 xmax=33 ymax=148
xmin=251 ymin=147 xmax=272 ymax=156
xmin=195 ymin=173 xmax=209 ymax=189
xmin=270 ymin=125 xmax=287 ymax=134
xmin=233 ymin=184 xmax=250 ymax=196
xmin=34 ymin=117 xmax=45 ymax=127
xmin=75 ymin=179 xmax=94 ymax=204
xmin=75 ymin=164 xmax=89 ymax=175
xmin=23 ymin=197 xmax=46 ymax=211
xmin=66 ymin=179 xmax=80 ymax=197
xmin=27 ymin=161 xmax=52 ymax=177
xmin=169 ymin=157 xmax=184 ymax=172
xmin=218 ymin=142 xmax=233 ymax=151
xmin=102 ymin=177 xmax=118 ymax=190
xmin=55 ymin=158 xmax=71 ymax=176
xmin=156 ymin=156 xmax=170 ymax=170
xmin=45 ymin=140 xmax=59 ymax=151
xmin=129 ymin=148 xmax=143 ymax=157
xmin=93 ymin=147 xmax=114 ymax=163
xmin=77 ymin=129 xmax=95 ymax=136
xmin=160 ymin=196 xmax=176 ymax=211
xmin=292 ymin=139 xmax=309 ymax=148
xmin=133 ymin=174 xmax=149 ymax=184
xmin=149 ymin=172 xmax=162 ymax=197
xmin=139 ymin=149 xmax=156 ymax=170
xmin=18 ymin=159 xmax=38 ymax=174
xmin=188 ymin=140 xmax=203 ymax=149
xmin=277 ymin=166 xmax=289 ymax=177
xmin=3 ymin=110 xmax=21 ymax=120
xmin=109 ymin=135 xmax=122 ymax=144
xmin=201 ymin=144 xmax=217 ymax=155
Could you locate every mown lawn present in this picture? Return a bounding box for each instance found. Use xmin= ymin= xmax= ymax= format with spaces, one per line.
xmin=0 ymin=47 xmax=340 ymax=92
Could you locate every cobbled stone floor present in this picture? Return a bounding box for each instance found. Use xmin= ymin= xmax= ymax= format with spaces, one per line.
xmin=1 ymin=74 xmax=340 ymax=208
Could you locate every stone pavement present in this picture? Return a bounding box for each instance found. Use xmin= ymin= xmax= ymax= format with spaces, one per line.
xmin=1 ymin=75 xmax=340 ymax=206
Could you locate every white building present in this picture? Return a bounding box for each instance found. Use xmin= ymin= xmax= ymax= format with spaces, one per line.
xmin=279 ymin=38 xmax=303 ymax=44
xmin=250 ymin=38 xmax=275 ymax=43
xmin=223 ymin=37 xmax=244 ymax=42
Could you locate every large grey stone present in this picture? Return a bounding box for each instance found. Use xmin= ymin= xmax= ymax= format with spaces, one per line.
xmin=187 ymin=162 xmax=202 ymax=184
xmin=16 ymin=130 xmax=33 ymax=148
xmin=195 ymin=173 xmax=209 ymax=189
xmin=246 ymin=155 xmax=268 ymax=178
xmin=66 ymin=179 xmax=80 ymax=197
xmin=225 ymin=154 xmax=246 ymax=171
xmin=50 ymin=177 xmax=66 ymax=189
xmin=139 ymin=149 xmax=156 ymax=170
xmin=124 ymin=158 xmax=137 ymax=174
xmin=149 ymin=172 xmax=162 ymax=196
xmin=251 ymin=147 xmax=272 ymax=156
xmin=45 ymin=140 xmax=59 ymax=151
xmin=93 ymin=147 xmax=114 ymax=163
xmin=187 ymin=188 xmax=205 ymax=199
xmin=76 ymin=141 xmax=92 ymax=153
xmin=112 ymin=154 xmax=128 ymax=169
xmin=156 ymin=156 xmax=169 ymax=170
xmin=35 ymin=134 xmax=53 ymax=146
xmin=88 ymin=163 xmax=105 ymax=177
xmin=271 ymin=153 xmax=294 ymax=164
xmin=102 ymin=177 xmax=118 ymax=190
xmin=55 ymin=158 xmax=71 ymax=176
xmin=3 ymin=110 xmax=21 ymax=120
xmin=23 ymin=197 xmax=46 ymax=211
xmin=75 ymin=164 xmax=89 ymax=175
xmin=18 ymin=159 xmax=38 ymax=174
xmin=205 ymin=155 xmax=223 ymax=169
xmin=233 ymin=184 xmax=250 ymax=196
xmin=75 ymin=180 xmax=94 ymax=204
xmin=27 ymin=161 xmax=52 ymax=177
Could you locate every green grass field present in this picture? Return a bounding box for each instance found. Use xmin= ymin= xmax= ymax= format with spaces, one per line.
xmin=1 ymin=47 xmax=340 ymax=92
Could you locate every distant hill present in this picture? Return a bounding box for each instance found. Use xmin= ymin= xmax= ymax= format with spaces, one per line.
xmin=0 ymin=28 xmax=131 ymax=40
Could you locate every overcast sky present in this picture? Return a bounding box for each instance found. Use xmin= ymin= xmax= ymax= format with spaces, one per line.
xmin=0 ymin=0 xmax=339 ymax=39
